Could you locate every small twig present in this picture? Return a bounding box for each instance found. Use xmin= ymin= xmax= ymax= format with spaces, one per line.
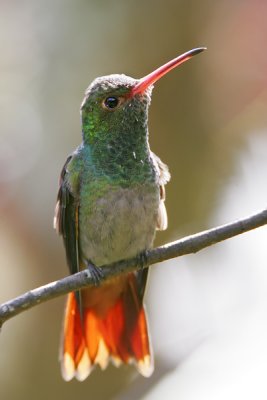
xmin=0 ymin=208 xmax=267 ymax=329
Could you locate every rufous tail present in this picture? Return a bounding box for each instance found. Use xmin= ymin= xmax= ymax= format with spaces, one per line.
xmin=60 ymin=273 xmax=153 ymax=381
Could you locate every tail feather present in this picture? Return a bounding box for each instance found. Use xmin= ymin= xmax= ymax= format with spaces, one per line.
xmin=60 ymin=273 xmax=153 ymax=380
xmin=61 ymin=292 xmax=90 ymax=381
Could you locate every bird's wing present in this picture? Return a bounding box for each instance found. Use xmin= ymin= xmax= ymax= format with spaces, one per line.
xmin=151 ymin=152 xmax=171 ymax=231
xmin=54 ymin=155 xmax=80 ymax=275
xmin=136 ymin=152 xmax=171 ymax=300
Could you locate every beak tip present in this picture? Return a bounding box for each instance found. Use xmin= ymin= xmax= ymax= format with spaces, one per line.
xmin=193 ymin=47 xmax=207 ymax=55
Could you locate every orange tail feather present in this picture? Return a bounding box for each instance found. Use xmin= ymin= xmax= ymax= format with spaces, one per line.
xmin=60 ymin=273 xmax=153 ymax=381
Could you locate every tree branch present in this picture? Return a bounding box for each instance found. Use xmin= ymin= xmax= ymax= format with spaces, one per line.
xmin=1 ymin=208 xmax=267 ymax=329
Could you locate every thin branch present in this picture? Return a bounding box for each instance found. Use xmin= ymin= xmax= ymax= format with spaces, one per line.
xmin=1 ymin=208 xmax=267 ymax=328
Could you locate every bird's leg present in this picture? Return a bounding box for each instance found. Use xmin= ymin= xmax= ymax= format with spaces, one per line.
xmin=85 ymin=260 xmax=104 ymax=286
xmin=138 ymin=250 xmax=149 ymax=269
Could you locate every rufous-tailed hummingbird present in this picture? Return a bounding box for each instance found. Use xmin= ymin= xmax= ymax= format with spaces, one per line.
xmin=54 ymin=47 xmax=206 ymax=381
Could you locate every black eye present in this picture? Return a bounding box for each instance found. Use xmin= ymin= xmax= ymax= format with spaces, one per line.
xmin=103 ymin=96 xmax=119 ymax=109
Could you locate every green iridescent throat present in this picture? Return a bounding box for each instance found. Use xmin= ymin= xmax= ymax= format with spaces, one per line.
xmin=80 ymin=98 xmax=155 ymax=184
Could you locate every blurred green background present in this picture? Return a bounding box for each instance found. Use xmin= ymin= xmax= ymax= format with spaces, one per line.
xmin=1 ymin=1 xmax=267 ymax=399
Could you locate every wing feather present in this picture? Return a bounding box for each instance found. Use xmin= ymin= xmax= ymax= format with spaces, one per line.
xmin=54 ymin=155 xmax=80 ymax=275
xmin=151 ymin=152 xmax=170 ymax=231
xmin=137 ymin=152 xmax=171 ymax=300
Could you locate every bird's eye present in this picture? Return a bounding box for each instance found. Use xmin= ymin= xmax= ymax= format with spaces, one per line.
xmin=103 ymin=96 xmax=120 ymax=110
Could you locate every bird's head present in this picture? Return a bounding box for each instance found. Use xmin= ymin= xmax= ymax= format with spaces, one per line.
xmin=80 ymin=47 xmax=206 ymax=145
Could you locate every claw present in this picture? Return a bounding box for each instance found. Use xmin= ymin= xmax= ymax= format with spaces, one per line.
xmin=86 ymin=261 xmax=104 ymax=286
xmin=139 ymin=250 xmax=149 ymax=269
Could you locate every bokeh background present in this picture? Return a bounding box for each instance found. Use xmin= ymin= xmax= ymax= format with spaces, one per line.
xmin=1 ymin=1 xmax=267 ymax=399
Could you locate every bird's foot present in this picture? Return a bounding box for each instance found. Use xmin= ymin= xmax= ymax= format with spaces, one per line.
xmin=85 ymin=261 xmax=104 ymax=286
xmin=138 ymin=250 xmax=149 ymax=269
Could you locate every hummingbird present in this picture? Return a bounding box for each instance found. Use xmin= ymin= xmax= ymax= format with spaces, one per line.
xmin=54 ymin=47 xmax=206 ymax=381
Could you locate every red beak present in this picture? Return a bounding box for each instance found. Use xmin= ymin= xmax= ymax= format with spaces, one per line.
xmin=131 ymin=47 xmax=206 ymax=96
